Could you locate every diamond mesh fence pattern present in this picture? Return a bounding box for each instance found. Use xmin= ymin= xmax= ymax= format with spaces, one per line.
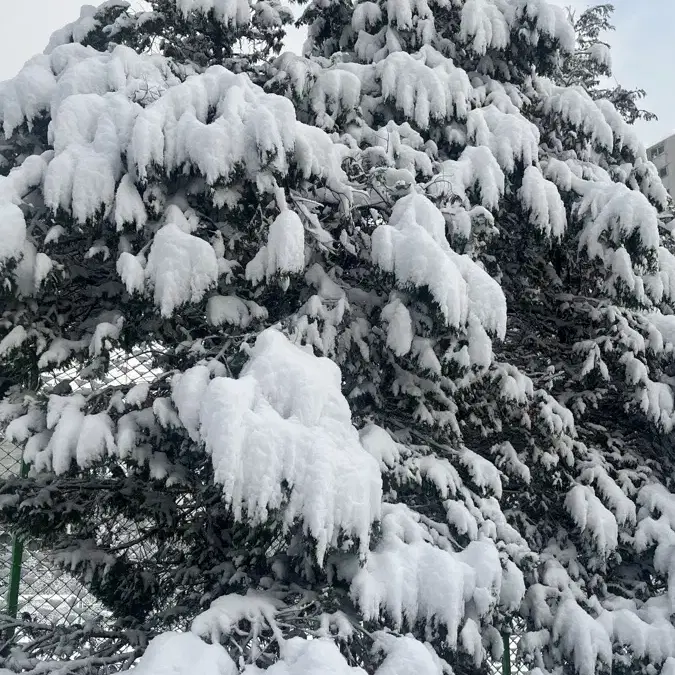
xmin=3 ymin=349 xmax=529 ymax=675
xmin=489 ymin=626 xmax=529 ymax=675
xmin=0 ymin=438 xmax=110 ymax=627
xmin=1 ymin=348 xmax=160 ymax=628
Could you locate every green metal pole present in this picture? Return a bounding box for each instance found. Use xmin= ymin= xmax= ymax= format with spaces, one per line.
xmin=6 ymin=459 xmax=28 ymax=621
xmin=502 ymin=632 xmax=512 ymax=675
xmin=6 ymin=535 xmax=24 ymax=619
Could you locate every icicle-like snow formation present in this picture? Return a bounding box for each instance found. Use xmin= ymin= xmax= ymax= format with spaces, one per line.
xmin=172 ymin=329 xmax=382 ymax=563
xmin=0 ymin=43 xmax=347 ymax=262
xmin=372 ymin=192 xmax=506 ymax=337
xmin=347 ymin=503 xmax=519 ymax=645
xmin=145 ymin=218 xmax=219 ymax=317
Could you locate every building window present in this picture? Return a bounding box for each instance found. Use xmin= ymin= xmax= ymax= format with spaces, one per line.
xmin=653 ymin=143 xmax=666 ymax=157
xmin=659 ymin=166 xmax=669 ymax=178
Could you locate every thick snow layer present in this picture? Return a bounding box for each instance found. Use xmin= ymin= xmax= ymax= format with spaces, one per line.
xmin=242 ymin=638 xmax=367 ymax=675
xmin=372 ymin=632 xmax=443 ymax=675
xmin=516 ymin=0 xmax=575 ymax=51
xmin=192 ymin=592 xmax=282 ymax=643
xmin=377 ymin=48 xmax=471 ymax=128
xmin=429 ymin=146 xmax=505 ymax=211
xmin=129 ymin=632 xmax=237 ymax=675
xmin=381 ymin=297 xmax=414 ymax=356
xmin=348 ymin=503 xmax=510 ymax=646
xmin=130 ymin=65 xmax=347 ymax=192
xmin=245 ymin=210 xmax=306 ymax=284
xmin=541 ymin=82 xmax=613 ymax=150
xmin=578 ymin=185 xmax=658 ymax=257
xmin=460 ymin=0 xmax=509 ymax=55
xmin=579 ymin=462 xmax=635 ymax=526
xmin=372 ymin=193 xmax=467 ymax=327
xmin=0 ymin=326 xmax=28 ymax=357
xmin=0 ymin=56 xmax=57 ymax=138
xmin=372 ymin=192 xmax=506 ymax=337
xmin=598 ymin=605 xmax=675 ymax=664
xmin=145 ymin=220 xmax=218 ymax=317
xmin=175 ymin=0 xmax=250 ymax=26
xmin=519 ymin=166 xmax=566 ymax=238
xmin=172 ymin=329 xmax=382 ymax=562
xmin=131 ymin=66 xmax=292 ymax=184
xmin=460 ymin=0 xmax=573 ymax=55
xmin=0 ymin=204 xmax=27 ymax=266
xmin=309 ymin=68 xmax=362 ymax=129
xmin=595 ymin=98 xmax=643 ymax=159
xmin=359 ymin=424 xmax=401 ymax=470
xmin=576 ymin=181 xmax=660 ymax=301
xmin=352 ymin=2 xmax=382 ymax=32
xmin=552 ymin=598 xmax=612 ymax=675
xmin=0 ymin=44 xmax=348 ymax=243
xmin=467 ymin=104 xmax=539 ymax=173
xmin=564 ymin=484 xmax=618 ymax=556
xmin=45 ymin=4 xmax=104 ymax=54
xmin=114 ymin=174 xmax=147 ymax=230
xmin=0 ymin=152 xmax=51 ymax=206
xmin=206 ymin=295 xmax=268 ymax=328
xmin=116 ymin=251 xmax=145 ymax=294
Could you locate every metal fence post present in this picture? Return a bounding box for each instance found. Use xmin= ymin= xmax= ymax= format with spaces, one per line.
xmin=502 ymin=632 xmax=512 ymax=675
xmin=6 ymin=532 xmax=24 ymax=620
xmin=4 ymin=458 xmax=27 ymax=643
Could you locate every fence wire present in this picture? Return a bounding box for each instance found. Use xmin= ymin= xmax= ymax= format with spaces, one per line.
xmin=1 ymin=348 xmax=161 ymax=630
xmin=2 ymin=348 xmax=529 ymax=674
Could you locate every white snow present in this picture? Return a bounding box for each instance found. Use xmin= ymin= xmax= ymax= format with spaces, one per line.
xmin=206 ymin=295 xmax=268 ymax=328
xmin=0 ymin=204 xmax=27 ymax=267
xmin=145 ymin=220 xmax=218 ymax=317
xmin=359 ymin=424 xmax=401 ymax=470
xmin=75 ymin=413 xmax=116 ymax=468
xmin=192 ymin=592 xmax=282 ymax=644
xmin=429 ymin=146 xmax=505 ymax=211
xmin=0 ymin=326 xmax=28 ymax=357
xmin=372 ymin=632 xmax=443 ymax=675
xmin=174 ymin=0 xmax=250 ymax=26
xmin=173 ymin=329 xmax=382 ymax=562
xmin=460 ymin=0 xmax=509 ymax=55
xmin=564 ymin=484 xmax=618 ymax=556
xmin=519 ymin=166 xmax=566 ymax=238
xmin=467 ymin=105 xmax=539 ymax=174
xmin=171 ymin=364 xmax=211 ymax=442
xmin=128 ymin=632 xmax=236 ymax=675
xmin=348 ymin=503 xmax=506 ymax=645
xmin=249 ymin=210 xmax=306 ymax=283
xmin=242 ymin=637 xmax=367 ymax=675
xmin=114 ymin=174 xmax=148 ymax=230
xmin=372 ymin=192 xmax=506 ymax=338
xmin=116 ymin=251 xmax=146 ymax=294
xmin=377 ymin=48 xmax=471 ymax=129
xmin=381 ymin=297 xmax=414 ymax=356
xmin=125 ymin=382 xmax=150 ymax=408
xmin=552 ymin=598 xmax=612 ymax=675
xmin=541 ymin=82 xmax=614 ymax=150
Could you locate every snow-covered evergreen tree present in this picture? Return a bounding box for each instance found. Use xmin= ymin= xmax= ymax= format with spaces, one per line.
xmin=2 ymin=1 xmax=675 ymax=675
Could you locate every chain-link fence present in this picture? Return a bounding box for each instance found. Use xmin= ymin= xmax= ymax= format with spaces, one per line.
xmin=0 ymin=438 xmax=109 ymax=629
xmin=2 ymin=348 xmax=530 ymax=674
xmin=490 ymin=629 xmax=529 ymax=675
xmin=1 ymin=348 xmax=161 ymax=631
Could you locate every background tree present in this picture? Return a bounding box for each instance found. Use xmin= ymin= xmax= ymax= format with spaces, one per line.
xmin=557 ymin=3 xmax=656 ymax=124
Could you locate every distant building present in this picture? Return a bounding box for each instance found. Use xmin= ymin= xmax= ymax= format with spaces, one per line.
xmin=648 ymin=134 xmax=675 ymax=196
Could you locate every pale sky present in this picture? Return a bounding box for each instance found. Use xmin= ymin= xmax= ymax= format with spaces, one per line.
xmin=0 ymin=0 xmax=673 ymax=146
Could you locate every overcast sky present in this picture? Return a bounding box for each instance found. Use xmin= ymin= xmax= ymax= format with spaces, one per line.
xmin=0 ymin=0 xmax=673 ymax=146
